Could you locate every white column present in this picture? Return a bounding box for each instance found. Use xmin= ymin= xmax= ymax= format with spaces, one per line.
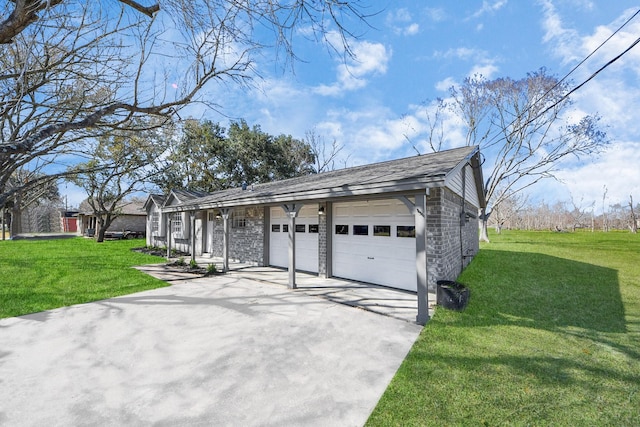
xmin=282 ymin=203 xmax=303 ymax=289
xmin=415 ymin=194 xmax=429 ymax=325
xmin=220 ymin=208 xmax=232 ymax=272
xmin=398 ymin=194 xmax=430 ymax=325
xmin=190 ymin=211 xmax=196 ymax=264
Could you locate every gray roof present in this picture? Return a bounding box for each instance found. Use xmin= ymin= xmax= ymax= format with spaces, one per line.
xmin=79 ymin=199 xmax=146 ymax=216
xmin=166 ymin=146 xmax=482 ymax=211
xmin=143 ymin=194 xmax=166 ymax=210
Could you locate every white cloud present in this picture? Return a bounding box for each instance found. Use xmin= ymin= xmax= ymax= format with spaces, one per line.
xmin=435 ymin=77 xmax=457 ymax=92
xmin=434 ymin=47 xmax=500 ymax=79
xmin=313 ymin=37 xmax=391 ymax=96
xmin=538 ymin=0 xmax=582 ymax=63
xmin=386 ymin=8 xmax=420 ymax=36
xmin=467 ymin=0 xmax=508 ymax=20
xmin=557 ymin=141 xmax=640 ymax=211
xmin=425 ymin=7 xmax=446 ymax=23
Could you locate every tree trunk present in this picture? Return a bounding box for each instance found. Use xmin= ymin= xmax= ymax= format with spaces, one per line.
xmin=95 ymin=216 xmax=107 ymax=242
xmin=480 ymin=207 xmax=490 ymax=242
xmin=10 ymin=190 xmax=23 ymax=237
xmin=630 ymin=195 xmax=637 ymax=234
xmin=95 ymin=214 xmax=115 ymax=242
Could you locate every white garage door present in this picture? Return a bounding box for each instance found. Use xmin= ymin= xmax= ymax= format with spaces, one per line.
xmin=332 ymin=199 xmax=417 ymax=291
xmin=269 ymin=205 xmax=319 ymax=273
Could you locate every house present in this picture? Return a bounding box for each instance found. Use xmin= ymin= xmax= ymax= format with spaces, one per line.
xmin=78 ymin=199 xmax=147 ymax=237
xmin=145 ymin=146 xmax=486 ymax=324
xmin=60 ymin=210 xmax=79 ymax=233
xmin=145 ymin=190 xmax=207 ymax=247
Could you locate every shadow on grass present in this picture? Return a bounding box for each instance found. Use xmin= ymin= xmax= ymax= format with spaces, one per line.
xmin=456 ymin=249 xmax=627 ymax=333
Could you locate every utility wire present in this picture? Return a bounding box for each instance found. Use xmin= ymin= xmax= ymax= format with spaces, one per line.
xmin=481 ymin=7 xmax=640 ymax=147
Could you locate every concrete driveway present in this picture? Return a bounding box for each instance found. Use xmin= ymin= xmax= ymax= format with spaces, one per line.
xmin=0 ymin=273 xmax=422 ymax=426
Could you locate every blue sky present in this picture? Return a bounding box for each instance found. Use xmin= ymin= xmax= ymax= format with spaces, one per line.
xmin=62 ymin=1 xmax=640 ymax=213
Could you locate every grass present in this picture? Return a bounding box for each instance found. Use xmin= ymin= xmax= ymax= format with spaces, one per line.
xmin=367 ymin=230 xmax=640 ymax=426
xmin=0 ymin=237 xmax=168 ymax=318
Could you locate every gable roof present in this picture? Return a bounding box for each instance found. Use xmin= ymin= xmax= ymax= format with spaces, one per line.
xmin=164 ymin=146 xmax=484 ymax=211
xmin=162 ymin=189 xmax=209 ymax=208
xmin=143 ymin=194 xmax=166 ymax=211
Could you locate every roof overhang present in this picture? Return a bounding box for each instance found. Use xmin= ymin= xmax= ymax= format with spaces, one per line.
xmin=162 ymin=176 xmax=447 ymax=213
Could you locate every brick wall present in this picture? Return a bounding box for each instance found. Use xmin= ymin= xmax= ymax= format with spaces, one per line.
xmin=209 ymin=207 xmax=265 ymax=264
xmin=109 ymin=215 xmax=146 ymax=233
xmin=426 ymin=187 xmax=479 ymax=289
xmin=318 ymin=202 xmax=328 ymax=277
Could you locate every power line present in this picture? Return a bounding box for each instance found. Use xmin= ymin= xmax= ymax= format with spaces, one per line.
xmin=481 ymin=7 xmax=640 ymax=147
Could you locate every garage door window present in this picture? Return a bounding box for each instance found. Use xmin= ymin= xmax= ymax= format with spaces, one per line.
xmin=335 ymin=225 xmax=348 ymax=235
xmin=296 ymin=224 xmax=306 ymax=233
xmin=353 ymin=225 xmax=369 ymax=236
xmin=397 ymin=225 xmax=416 ymax=238
xmin=309 ymin=224 xmax=319 ymax=233
xmin=272 ymin=224 xmax=280 ymax=232
xmin=373 ymin=225 xmax=390 ymax=236
xmin=283 ymin=224 xmax=289 ymax=232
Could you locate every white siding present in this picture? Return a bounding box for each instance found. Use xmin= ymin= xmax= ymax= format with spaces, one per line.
xmin=445 ymin=163 xmax=480 ymax=208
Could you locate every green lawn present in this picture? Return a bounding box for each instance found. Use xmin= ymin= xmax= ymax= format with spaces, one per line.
xmin=367 ymin=230 xmax=640 ymax=426
xmin=0 ymin=237 xmax=167 ymax=318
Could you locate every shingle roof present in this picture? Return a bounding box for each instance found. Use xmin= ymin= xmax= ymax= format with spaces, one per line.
xmin=167 ymin=146 xmax=480 ymax=210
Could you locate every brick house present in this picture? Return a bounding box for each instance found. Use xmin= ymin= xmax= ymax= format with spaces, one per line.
xmin=78 ymin=199 xmax=147 ymax=237
xmin=145 ymin=146 xmax=485 ymax=324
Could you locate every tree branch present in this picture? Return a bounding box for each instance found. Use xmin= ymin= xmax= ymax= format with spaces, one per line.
xmin=0 ymin=0 xmax=62 ymax=43
xmin=116 ymin=0 xmax=159 ymax=18
xmin=0 ymin=0 xmax=158 ymax=44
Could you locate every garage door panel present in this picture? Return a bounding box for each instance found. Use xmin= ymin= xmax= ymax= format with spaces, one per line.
xmin=332 ymin=200 xmax=417 ymax=292
xmin=269 ymin=205 xmax=318 ymax=273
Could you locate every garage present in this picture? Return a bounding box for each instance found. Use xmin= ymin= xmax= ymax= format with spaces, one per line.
xmin=269 ymin=204 xmax=319 ymax=273
xmin=332 ymin=199 xmax=417 ymax=292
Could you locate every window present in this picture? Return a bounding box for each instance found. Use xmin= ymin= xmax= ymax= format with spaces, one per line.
xmin=335 ymin=225 xmax=348 ymax=235
xmin=308 ymin=224 xmax=319 ymax=233
xmin=272 ymin=224 xmax=281 ymax=232
xmin=295 ymin=224 xmax=306 ymax=233
xmin=171 ymin=212 xmax=182 ymax=234
xmin=353 ymin=225 xmax=369 ymax=236
xmin=397 ymin=225 xmax=416 ymax=238
xmin=373 ymin=225 xmax=390 ymax=237
xmin=232 ymin=208 xmax=246 ymax=228
xmin=151 ymin=212 xmax=160 ymax=233
xmin=282 ymin=224 xmax=289 ymax=232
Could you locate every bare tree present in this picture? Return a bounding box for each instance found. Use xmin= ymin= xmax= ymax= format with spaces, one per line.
xmin=630 ymin=195 xmax=638 ymax=233
xmin=567 ymin=195 xmax=590 ymax=231
xmin=602 ymin=185 xmax=609 ymax=232
xmin=1 ymin=1 xmax=372 ymax=207
xmin=489 ymin=189 xmax=528 ymax=233
xmin=3 ymin=168 xmax=58 ymax=236
xmin=418 ymin=69 xmax=608 ymax=241
xmin=304 ymin=128 xmax=343 ymax=173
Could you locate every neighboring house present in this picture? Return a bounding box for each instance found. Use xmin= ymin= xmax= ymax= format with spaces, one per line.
xmin=60 ymin=210 xmax=79 ymax=232
xmin=145 ymin=146 xmax=486 ymax=324
xmin=78 ymin=199 xmax=147 ymax=237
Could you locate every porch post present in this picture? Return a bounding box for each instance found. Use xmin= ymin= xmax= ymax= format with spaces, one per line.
xmin=190 ymin=211 xmax=196 ymax=264
xmin=166 ymin=217 xmax=172 ymax=259
xmin=220 ymin=208 xmax=232 ymax=272
xmin=282 ymin=203 xmax=303 ymax=289
xmin=397 ymin=194 xmax=430 ymax=325
xmin=415 ymin=193 xmax=429 ymax=325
